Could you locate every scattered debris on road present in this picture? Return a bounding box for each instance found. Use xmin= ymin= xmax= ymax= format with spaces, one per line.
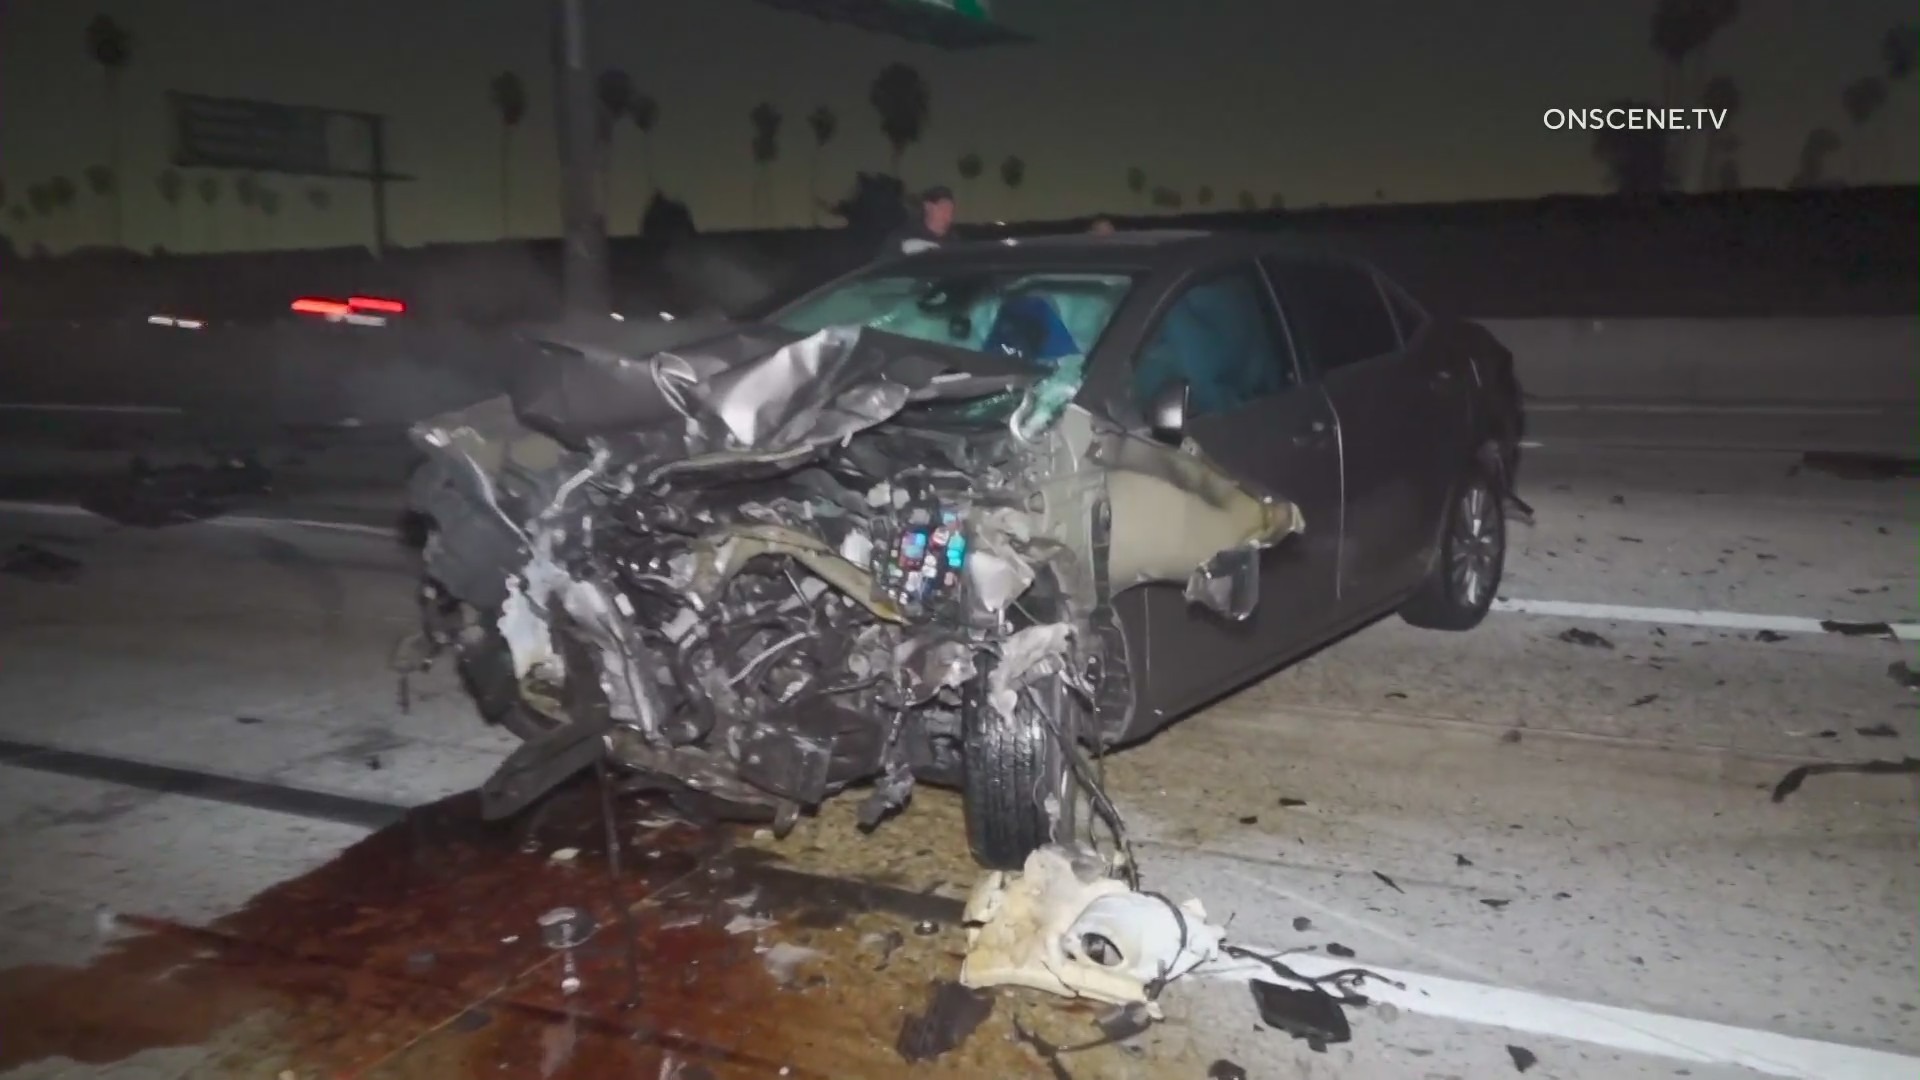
xmin=960 ymin=845 xmax=1225 ymax=1014
xmin=1325 ymin=943 xmax=1357 ymax=959
xmin=80 ymin=455 xmax=273 ymax=528
xmin=1627 ymin=693 xmax=1659 ymax=708
xmin=1557 ymin=627 xmax=1613 ymax=649
xmin=1891 ymin=661 xmax=1920 ymax=690
xmin=1373 ymin=870 xmax=1404 ymax=894
xmin=1771 ymin=757 xmax=1920 ymax=802
xmin=1454 ymin=853 xmax=1473 ymax=867
xmin=1207 ymin=1059 xmax=1249 ymax=1080
xmin=1855 ymin=723 xmax=1899 ymax=738
xmin=1820 ymin=618 xmax=1895 ymax=637
xmin=1800 ymin=451 xmax=1920 ymax=481
xmin=1248 ymin=979 xmax=1352 ymax=1052
xmin=1753 ymin=630 xmax=1789 ymax=643
xmin=0 ymin=541 xmax=82 ymax=582
xmin=1508 ymin=1043 xmax=1540 ymax=1072
xmin=1277 ymin=797 xmax=1308 ymax=808
xmin=895 ymin=979 xmax=995 ymax=1062
xmin=1292 ymin=916 xmax=1313 ymax=931
xmin=1481 ymin=898 xmax=1511 ymax=910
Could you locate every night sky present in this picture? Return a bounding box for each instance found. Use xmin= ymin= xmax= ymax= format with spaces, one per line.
xmin=3 ymin=0 xmax=1915 ymax=254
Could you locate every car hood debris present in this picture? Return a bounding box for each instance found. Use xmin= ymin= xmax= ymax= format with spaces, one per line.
xmin=407 ymin=319 xmax=1303 ymax=842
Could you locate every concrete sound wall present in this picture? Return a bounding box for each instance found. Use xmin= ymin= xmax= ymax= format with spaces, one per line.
xmin=2 ymin=316 xmax=1912 ymax=431
xmin=1482 ymin=316 xmax=1918 ymax=405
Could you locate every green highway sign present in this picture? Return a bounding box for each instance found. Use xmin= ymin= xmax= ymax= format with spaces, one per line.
xmin=746 ymin=0 xmax=1026 ymax=48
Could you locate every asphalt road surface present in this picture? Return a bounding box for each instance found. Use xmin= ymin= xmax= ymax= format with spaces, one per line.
xmin=0 ymin=433 xmax=1914 ymax=1079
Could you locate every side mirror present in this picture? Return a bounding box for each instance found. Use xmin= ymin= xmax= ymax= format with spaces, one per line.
xmin=1147 ymin=380 xmax=1190 ymax=444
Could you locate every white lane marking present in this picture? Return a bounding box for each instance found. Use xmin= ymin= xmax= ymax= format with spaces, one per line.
xmin=1527 ymin=403 xmax=1888 ymax=417
xmin=1495 ymin=597 xmax=1920 ymax=641
xmin=0 ymin=499 xmax=396 ymax=538
xmin=1204 ymin=951 xmax=1920 ymax=1080
xmin=1518 ymin=439 xmax=1544 ymax=449
xmin=0 ymin=402 xmax=185 ymax=415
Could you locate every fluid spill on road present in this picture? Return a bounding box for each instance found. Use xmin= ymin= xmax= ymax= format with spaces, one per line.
xmin=0 ymin=778 xmax=1158 ymax=1079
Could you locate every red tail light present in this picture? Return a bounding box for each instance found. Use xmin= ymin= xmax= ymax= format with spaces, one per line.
xmin=292 ymin=297 xmax=351 ymax=316
xmin=348 ymin=295 xmax=406 ymax=314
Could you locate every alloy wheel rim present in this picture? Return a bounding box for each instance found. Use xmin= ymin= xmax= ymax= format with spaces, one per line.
xmin=1448 ymin=481 xmax=1500 ymax=608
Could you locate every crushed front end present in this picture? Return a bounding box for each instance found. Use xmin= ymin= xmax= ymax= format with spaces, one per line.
xmin=407 ymin=319 xmax=1301 ymax=866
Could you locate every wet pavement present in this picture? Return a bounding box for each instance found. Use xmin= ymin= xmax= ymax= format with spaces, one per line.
xmin=1 ymin=777 xmax=1166 ymax=1080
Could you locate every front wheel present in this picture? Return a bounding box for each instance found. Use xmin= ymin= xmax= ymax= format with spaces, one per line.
xmin=961 ymin=655 xmax=1083 ymax=870
xmin=1401 ymin=454 xmax=1506 ymax=632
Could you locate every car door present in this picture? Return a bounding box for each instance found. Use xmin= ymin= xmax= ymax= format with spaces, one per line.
xmin=1261 ymin=256 xmax=1440 ymax=609
xmin=1126 ymin=260 xmax=1344 ymax=719
xmin=1378 ymin=273 xmax=1474 ymax=559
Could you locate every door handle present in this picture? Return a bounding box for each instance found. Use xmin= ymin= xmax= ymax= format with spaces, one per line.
xmin=1431 ymin=370 xmax=1454 ymax=387
xmin=1292 ymin=419 xmax=1328 ymax=447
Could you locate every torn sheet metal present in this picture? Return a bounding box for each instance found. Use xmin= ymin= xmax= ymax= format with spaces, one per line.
xmin=959 ymin=845 xmax=1224 ymax=1013
xmin=409 ymin=314 xmax=1306 ymax=850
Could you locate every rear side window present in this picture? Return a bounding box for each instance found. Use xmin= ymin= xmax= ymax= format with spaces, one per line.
xmin=1261 ymin=258 xmax=1400 ymax=373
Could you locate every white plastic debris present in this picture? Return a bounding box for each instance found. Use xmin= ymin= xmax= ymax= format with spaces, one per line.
xmin=725 ymin=914 xmax=777 ymax=935
xmin=959 ymin=845 xmax=1225 ymax=1015
xmin=758 ymin=942 xmax=822 ymax=984
xmin=549 ymin=847 xmax=580 ymax=862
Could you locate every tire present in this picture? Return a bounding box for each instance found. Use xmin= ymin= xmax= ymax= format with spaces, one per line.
xmin=962 ymin=654 xmax=1080 ymax=870
xmin=1401 ymin=451 xmax=1506 ymax=632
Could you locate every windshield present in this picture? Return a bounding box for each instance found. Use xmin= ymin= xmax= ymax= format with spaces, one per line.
xmin=773 ymin=269 xmax=1137 ymax=368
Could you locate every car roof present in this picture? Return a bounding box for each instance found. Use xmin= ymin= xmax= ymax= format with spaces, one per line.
xmin=869 ymin=229 xmax=1362 ymax=276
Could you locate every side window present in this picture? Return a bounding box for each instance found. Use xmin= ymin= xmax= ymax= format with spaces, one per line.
xmin=1130 ymin=264 xmax=1299 ymax=418
xmin=1379 ymin=276 xmax=1430 ymax=345
xmin=1261 ymin=258 xmax=1400 ymax=373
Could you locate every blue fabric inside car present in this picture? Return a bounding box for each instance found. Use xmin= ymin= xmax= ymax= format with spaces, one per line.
xmin=982 ymin=293 xmax=1081 ymax=367
xmin=1132 ymin=272 xmax=1289 ymax=416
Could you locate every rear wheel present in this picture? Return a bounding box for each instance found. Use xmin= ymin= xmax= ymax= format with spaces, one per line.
xmin=1401 ymin=453 xmax=1506 ymax=632
xmin=962 ymin=654 xmax=1083 ymax=870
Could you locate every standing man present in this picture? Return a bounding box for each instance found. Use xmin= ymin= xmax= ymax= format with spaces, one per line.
xmin=885 ymin=185 xmax=956 ymax=255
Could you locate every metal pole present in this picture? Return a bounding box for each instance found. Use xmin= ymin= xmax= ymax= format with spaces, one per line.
xmin=370 ymin=116 xmax=390 ymax=257
xmin=553 ymin=0 xmax=609 ymax=316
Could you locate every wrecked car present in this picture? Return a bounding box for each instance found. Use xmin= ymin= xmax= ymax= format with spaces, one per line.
xmin=407 ymin=231 xmax=1525 ymax=869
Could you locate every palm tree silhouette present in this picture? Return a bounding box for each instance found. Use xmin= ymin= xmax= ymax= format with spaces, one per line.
xmin=1149 ymin=186 xmax=1182 ymax=210
xmin=1884 ymin=24 xmax=1918 ymax=81
xmin=49 ymin=177 xmax=78 ymax=250
xmin=630 ymin=92 xmax=660 ymax=194
xmin=956 ymin=151 xmax=983 ymax=211
xmin=489 ymin=71 xmax=528 ymax=237
xmin=1788 ymin=128 xmax=1841 ymax=188
xmin=1647 ymin=0 xmax=1740 ymax=186
xmin=870 ymin=63 xmax=930 ymax=177
xmin=1126 ymin=167 xmax=1146 ymax=207
xmin=84 ymin=14 xmax=131 ymax=247
xmin=156 ymin=169 xmax=183 ymax=250
xmin=1238 ymin=190 xmax=1257 ymax=212
xmin=1839 ymin=76 xmax=1887 ymax=181
xmin=1269 ymin=192 xmax=1285 ymax=210
xmin=999 ymin=155 xmax=1025 ymax=214
xmin=595 ymin=69 xmax=633 ymax=221
xmin=196 ymin=174 xmax=220 ymax=250
xmin=1195 ymin=185 xmax=1214 ymax=208
xmin=1592 ymin=97 xmax=1672 ymax=193
xmin=1695 ymin=76 xmax=1740 ymax=190
xmin=749 ymin=102 xmax=783 ymax=225
xmin=807 ymin=106 xmax=837 ymax=225
xmin=84 ymin=165 xmax=116 ymax=245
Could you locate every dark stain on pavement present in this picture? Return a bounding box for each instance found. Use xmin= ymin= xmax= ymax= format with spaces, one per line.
xmin=0 ymin=777 xmax=1138 ymax=1079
